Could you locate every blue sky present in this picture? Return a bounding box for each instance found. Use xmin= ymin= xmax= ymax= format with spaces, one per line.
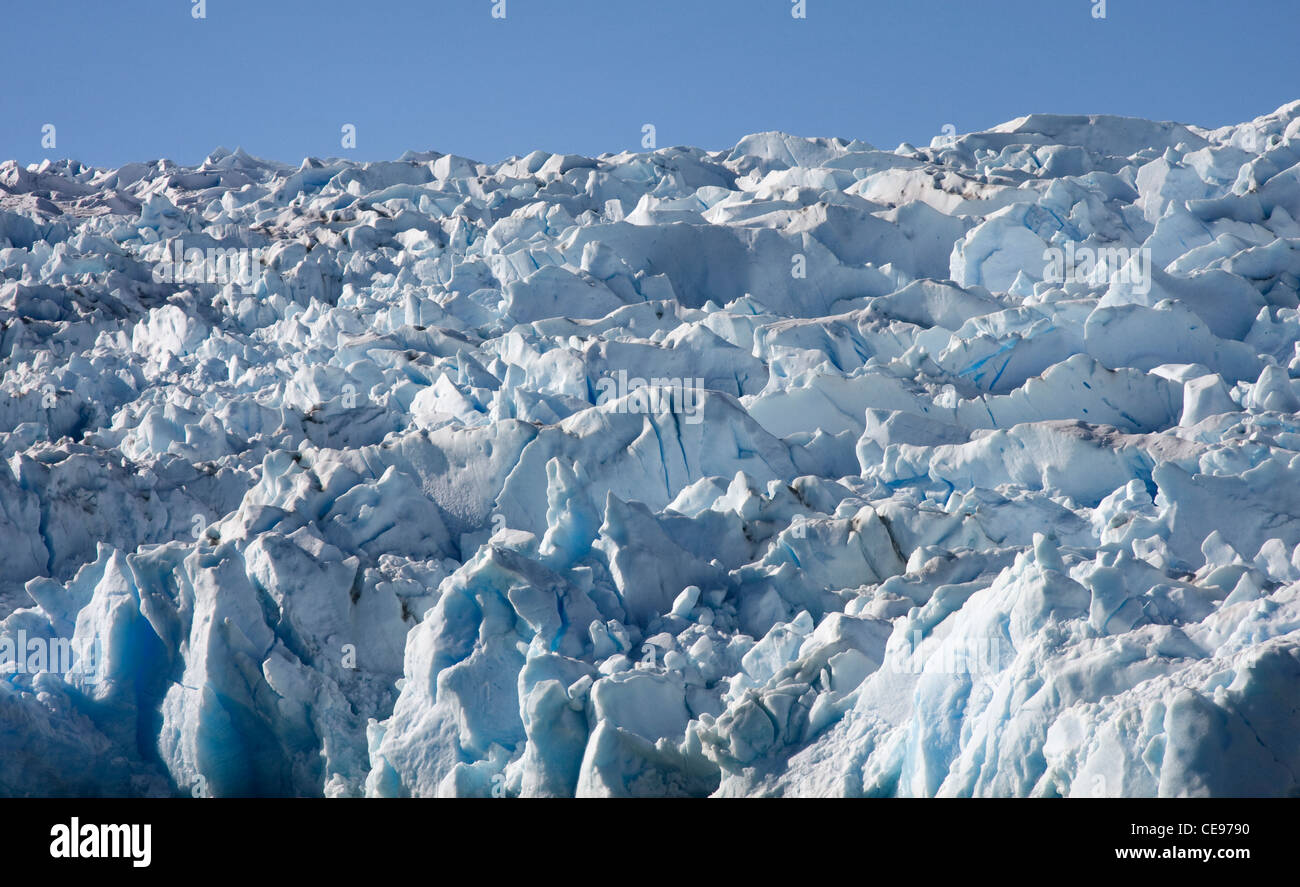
xmin=4 ymin=0 xmax=1298 ymax=168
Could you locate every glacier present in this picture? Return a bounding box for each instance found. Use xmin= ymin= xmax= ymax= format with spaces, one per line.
xmin=3 ymin=103 xmax=1300 ymax=797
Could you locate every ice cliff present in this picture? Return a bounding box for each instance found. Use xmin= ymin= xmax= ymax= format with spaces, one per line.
xmin=3 ymin=103 xmax=1300 ymax=796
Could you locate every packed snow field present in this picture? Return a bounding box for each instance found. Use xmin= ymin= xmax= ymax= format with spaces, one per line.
xmin=3 ymin=103 xmax=1300 ymax=798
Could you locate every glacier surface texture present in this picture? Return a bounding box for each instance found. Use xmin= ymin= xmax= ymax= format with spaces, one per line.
xmin=3 ymin=104 xmax=1300 ymax=797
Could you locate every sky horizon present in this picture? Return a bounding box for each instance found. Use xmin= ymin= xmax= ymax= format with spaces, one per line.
xmin=4 ymin=0 xmax=1298 ymax=170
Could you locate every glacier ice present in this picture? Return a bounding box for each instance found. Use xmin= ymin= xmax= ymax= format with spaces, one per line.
xmin=3 ymin=105 xmax=1300 ymax=797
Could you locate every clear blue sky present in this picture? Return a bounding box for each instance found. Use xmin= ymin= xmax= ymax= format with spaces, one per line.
xmin=4 ymin=0 xmax=1298 ymax=168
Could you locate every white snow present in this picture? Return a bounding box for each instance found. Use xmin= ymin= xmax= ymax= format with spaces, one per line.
xmin=3 ymin=103 xmax=1300 ymax=796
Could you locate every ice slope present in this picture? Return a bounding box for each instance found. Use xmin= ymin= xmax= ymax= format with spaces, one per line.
xmin=3 ymin=103 xmax=1300 ymax=797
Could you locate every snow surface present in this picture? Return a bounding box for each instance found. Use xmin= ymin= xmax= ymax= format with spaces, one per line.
xmin=3 ymin=103 xmax=1300 ymax=797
